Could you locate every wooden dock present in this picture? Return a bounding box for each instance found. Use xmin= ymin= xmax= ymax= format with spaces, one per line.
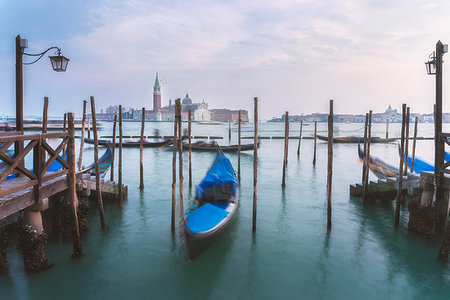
xmin=349 ymin=175 xmax=421 ymax=200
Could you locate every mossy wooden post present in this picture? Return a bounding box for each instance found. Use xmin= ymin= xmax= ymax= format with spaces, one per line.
xmin=297 ymin=120 xmax=303 ymax=156
xmin=67 ymin=113 xmax=82 ymax=257
xmin=188 ymin=110 xmax=192 ymax=188
xmin=90 ymin=97 xmax=106 ymax=229
xmin=363 ymin=111 xmax=372 ymax=205
xmin=327 ymin=100 xmax=333 ymax=230
xmin=252 ymin=97 xmax=258 ymax=233
xmin=119 ymin=106 xmax=123 ymax=207
xmin=110 ymin=114 xmax=117 ymax=181
xmin=228 ymin=121 xmax=231 ymax=141
xmin=171 ymin=99 xmax=180 ymax=235
xmin=404 ymin=107 xmax=410 ymax=175
xmin=386 ymin=119 xmax=389 ymax=139
xmin=178 ymin=102 xmax=184 ymax=221
xmin=362 ymin=113 xmax=369 ymax=184
xmin=78 ymin=100 xmax=87 ymax=171
xmin=139 ymin=108 xmax=145 ymax=190
xmin=282 ymin=111 xmax=289 ymax=187
xmin=313 ymin=121 xmax=317 ymax=165
xmin=411 ymin=116 xmax=418 ymax=172
xmin=238 ymin=110 xmax=241 ymax=182
xmin=395 ymin=104 xmax=407 ymax=226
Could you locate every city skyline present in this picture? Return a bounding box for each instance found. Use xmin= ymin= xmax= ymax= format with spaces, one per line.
xmin=1 ymin=1 xmax=450 ymax=120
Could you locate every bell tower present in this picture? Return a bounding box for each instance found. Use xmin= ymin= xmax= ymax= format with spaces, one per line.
xmin=153 ymin=72 xmax=161 ymax=111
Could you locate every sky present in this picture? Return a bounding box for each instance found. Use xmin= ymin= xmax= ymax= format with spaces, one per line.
xmin=1 ymin=0 xmax=450 ymax=120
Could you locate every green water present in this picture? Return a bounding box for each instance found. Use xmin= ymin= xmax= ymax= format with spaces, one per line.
xmin=1 ymin=122 xmax=450 ymax=299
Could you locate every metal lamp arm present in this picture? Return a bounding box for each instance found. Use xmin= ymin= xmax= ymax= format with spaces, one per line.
xmin=23 ymin=46 xmax=61 ymax=65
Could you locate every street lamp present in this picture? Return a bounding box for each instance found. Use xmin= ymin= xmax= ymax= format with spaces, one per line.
xmin=15 ymin=34 xmax=69 ymax=166
xmin=425 ymin=51 xmax=436 ymax=75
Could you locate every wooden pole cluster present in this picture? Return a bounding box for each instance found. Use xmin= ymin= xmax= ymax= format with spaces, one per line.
xmin=362 ymin=111 xmax=372 ymax=205
xmin=118 ymin=105 xmax=123 ymax=208
xmin=282 ymin=111 xmax=289 ymax=187
xmin=404 ymin=107 xmax=410 ymax=175
xmin=140 ymin=108 xmax=145 ymax=190
xmin=67 ymin=113 xmax=82 ymax=257
xmin=327 ymin=100 xmax=334 ymax=230
xmin=178 ymin=102 xmax=184 ymax=220
xmin=188 ymin=110 xmax=192 ymax=188
xmin=171 ymin=99 xmax=180 ymax=235
xmin=78 ymin=100 xmax=87 ymax=171
xmin=252 ymin=97 xmax=258 ymax=233
xmin=362 ymin=113 xmax=369 ymax=184
xmin=395 ymin=104 xmax=407 ymax=226
xmin=90 ymin=97 xmax=106 ymax=229
xmin=110 ymin=114 xmax=117 ymax=182
xmin=238 ymin=110 xmax=241 ymax=182
xmin=313 ymin=121 xmax=317 ymax=165
xmin=411 ymin=116 xmax=418 ymax=172
xmin=297 ymin=120 xmax=303 ymax=157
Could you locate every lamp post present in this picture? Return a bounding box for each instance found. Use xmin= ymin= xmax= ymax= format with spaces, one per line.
xmin=14 ymin=34 xmax=69 ymax=164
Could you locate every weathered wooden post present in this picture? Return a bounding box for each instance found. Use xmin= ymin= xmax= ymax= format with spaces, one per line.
xmin=363 ymin=111 xmax=372 ymax=205
xmin=386 ymin=119 xmax=389 ymax=139
xmin=140 ymin=108 xmax=145 ymax=190
xmin=297 ymin=120 xmax=303 ymax=157
xmin=119 ymin=106 xmax=123 ymax=207
xmin=178 ymin=102 xmax=184 ymax=221
xmin=362 ymin=113 xmax=369 ymax=184
xmin=78 ymin=100 xmax=87 ymax=171
xmin=87 ymin=117 xmax=91 ymax=139
xmin=252 ymin=97 xmax=258 ymax=233
xmin=0 ymin=222 xmax=7 ymax=271
xmin=67 ymin=113 xmax=82 ymax=257
xmin=110 ymin=114 xmax=117 ymax=182
xmin=282 ymin=111 xmax=289 ymax=187
xmin=228 ymin=121 xmax=231 ymax=141
xmin=404 ymin=107 xmax=410 ymax=175
xmin=63 ymin=113 xmax=66 ymax=132
xmin=327 ymin=100 xmax=333 ymax=230
xmin=313 ymin=121 xmax=317 ymax=165
xmin=42 ymin=97 xmax=48 ymax=133
xmin=238 ymin=110 xmax=241 ymax=182
xmin=171 ymin=99 xmax=180 ymax=235
xmin=90 ymin=97 xmax=106 ymax=229
xmin=395 ymin=104 xmax=407 ymax=226
xmin=188 ymin=110 xmax=192 ymax=188
xmin=411 ymin=116 xmax=418 ymax=172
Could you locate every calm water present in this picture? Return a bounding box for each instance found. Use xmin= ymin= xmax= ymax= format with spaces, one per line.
xmin=1 ymin=121 xmax=450 ymax=299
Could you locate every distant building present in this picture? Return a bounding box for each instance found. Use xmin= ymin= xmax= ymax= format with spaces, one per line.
xmin=210 ymin=109 xmax=249 ymax=122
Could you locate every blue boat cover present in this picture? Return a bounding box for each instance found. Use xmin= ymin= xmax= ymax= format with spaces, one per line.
xmin=195 ymin=153 xmax=237 ymax=200
xmin=408 ymin=155 xmax=434 ymax=173
xmin=185 ymin=203 xmax=229 ymax=234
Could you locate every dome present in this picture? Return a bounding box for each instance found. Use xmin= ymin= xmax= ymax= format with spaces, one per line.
xmin=182 ymin=93 xmax=192 ymax=105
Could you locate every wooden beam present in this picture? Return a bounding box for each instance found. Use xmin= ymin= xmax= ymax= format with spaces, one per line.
xmin=0 ymin=140 xmax=37 ymax=183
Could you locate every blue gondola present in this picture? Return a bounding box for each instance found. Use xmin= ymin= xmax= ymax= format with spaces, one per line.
xmin=184 ymin=150 xmax=239 ymax=259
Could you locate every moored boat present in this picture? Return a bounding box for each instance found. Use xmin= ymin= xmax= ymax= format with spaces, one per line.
xmin=319 ymin=135 xmax=396 ymax=143
xmin=183 ymin=141 xmax=256 ymax=152
xmin=84 ymin=137 xmax=172 ymax=148
xmin=86 ymin=145 xmax=114 ymax=177
xmin=183 ymin=150 xmax=239 ymax=259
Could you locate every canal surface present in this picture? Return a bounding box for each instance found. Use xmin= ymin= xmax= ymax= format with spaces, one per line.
xmin=1 ymin=121 xmax=449 ymax=299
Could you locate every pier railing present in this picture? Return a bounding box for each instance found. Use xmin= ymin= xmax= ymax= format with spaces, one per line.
xmin=0 ymin=131 xmax=69 ymax=199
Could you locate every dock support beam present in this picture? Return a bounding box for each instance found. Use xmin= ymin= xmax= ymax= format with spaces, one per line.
xmin=19 ymin=208 xmax=48 ymax=272
xmin=0 ymin=222 xmax=8 ymax=271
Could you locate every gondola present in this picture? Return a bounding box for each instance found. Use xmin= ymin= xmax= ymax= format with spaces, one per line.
xmin=183 ymin=147 xmax=239 ymax=260
xmin=357 ymin=144 xmax=418 ymax=179
xmin=84 ymin=137 xmax=172 ymax=148
xmin=396 ymin=144 xmax=434 ymax=173
xmin=319 ymin=135 xmax=396 ymax=143
xmin=86 ymin=145 xmax=114 ymax=177
xmin=183 ymin=141 xmax=256 ymax=152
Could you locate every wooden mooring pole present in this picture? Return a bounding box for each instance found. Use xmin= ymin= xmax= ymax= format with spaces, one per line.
xmin=362 ymin=113 xmax=369 ymax=184
xmin=395 ymin=104 xmax=407 ymax=226
xmin=42 ymin=97 xmax=48 ymax=133
xmin=252 ymin=97 xmax=258 ymax=233
xmin=90 ymin=96 xmax=107 ymax=229
xmin=78 ymin=100 xmax=87 ymax=171
xmin=327 ymin=100 xmax=333 ymax=230
xmin=118 ymin=105 xmax=123 ymax=208
xmin=411 ymin=116 xmax=418 ymax=172
xmin=87 ymin=117 xmax=91 ymax=139
xmin=386 ymin=119 xmax=389 ymax=139
xmin=171 ymin=99 xmax=179 ymax=235
xmin=67 ymin=113 xmax=82 ymax=257
xmin=238 ymin=110 xmax=241 ymax=182
xmin=313 ymin=121 xmax=317 ymax=165
xmin=228 ymin=121 xmax=231 ymax=141
xmin=178 ymin=102 xmax=184 ymax=221
xmin=110 ymin=114 xmax=117 ymax=182
xmin=297 ymin=120 xmax=303 ymax=157
xmin=363 ymin=111 xmax=372 ymax=205
xmin=63 ymin=113 xmax=66 ymax=132
xmin=188 ymin=110 xmax=192 ymax=188
xmin=282 ymin=111 xmax=289 ymax=187
xmin=404 ymin=107 xmax=410 ymax=175
xmin=139 ymin=108 xmax=145 ymax=190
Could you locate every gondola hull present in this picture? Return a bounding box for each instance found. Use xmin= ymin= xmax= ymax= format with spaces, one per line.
xmin=84 ymin=137 xmax=171 ymax=148
xmin=183 ymin=142 xmax=255 ymax=152
xmin=319 ymin=135 xmax=396 ymax=143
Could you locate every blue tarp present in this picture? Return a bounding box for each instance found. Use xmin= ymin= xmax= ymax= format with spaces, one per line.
xmin=185 ymin=203 xmax=229 ymax=234
xmin=407 ymin=155 xmax=434 ymax=173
